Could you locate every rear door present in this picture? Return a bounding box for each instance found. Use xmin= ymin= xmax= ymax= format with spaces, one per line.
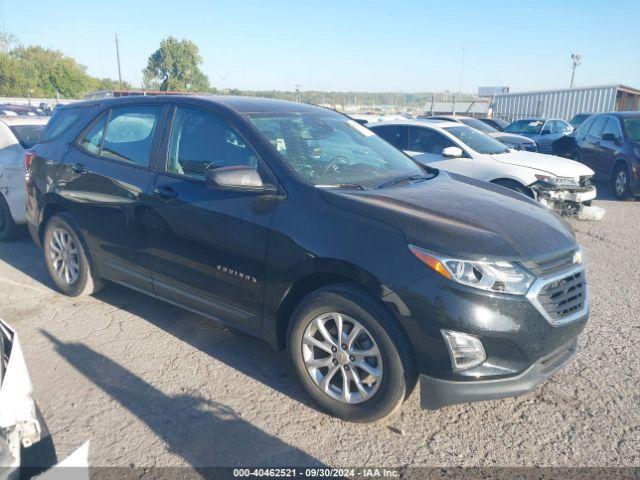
xmin=60 ymin=104 xmax=166 ymax=292
xmin=593 ymin=117 xmax=623 ymax=177
xmin=406 ymin=126 xmax=473 ymax=176
xmin=581 ymin=116 xmax=608 ymax=171
xmin=144 ymin=104 xmax=278 ymax=335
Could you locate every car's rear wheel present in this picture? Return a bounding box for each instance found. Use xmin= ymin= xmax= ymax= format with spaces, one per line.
xmin=0 ymin=194 xmax=22 ymax=241
xmin=288 ymin=284 xmax=416 ymax=423
xmin=43 ymin=213 xmax=103 ymax=297
xmin=612 ymin=163 xmax=631 ymax=200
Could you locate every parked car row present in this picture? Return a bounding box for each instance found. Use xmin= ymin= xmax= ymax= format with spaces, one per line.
xmin=0 ymin=95 xmax=591 ymax=424
xmin=369 ymin=119 xmax=596 ymax=216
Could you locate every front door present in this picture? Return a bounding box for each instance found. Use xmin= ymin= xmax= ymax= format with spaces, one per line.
xmin=144 ymin=105 xmax=278 ymax=335
xmin=406 ymin=126 xmax=473 ymax=176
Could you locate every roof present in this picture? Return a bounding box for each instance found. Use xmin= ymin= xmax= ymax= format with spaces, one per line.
xmin=607 ymin=111 xmax=640 ymax=118
xmin=60 ymin=94 xmax=325 ymax=115
xmin=368 ymin=119 xmax=460 ymax=129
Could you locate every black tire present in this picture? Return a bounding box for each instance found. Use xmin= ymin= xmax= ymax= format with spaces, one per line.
xmin=491 ymin=179 xmax=533 ymax=198
xmin=0 ymin=193 xmax=23 ymax=241
xmin=20 ymin=403 xmax=58 ymax=479
xmin=43 ymin=212 xmax=103 ymax=297
xmin=288 ymin=283 xmax=416 ymax=423
xmin=611 ymin=163 xmax=631 ymax=200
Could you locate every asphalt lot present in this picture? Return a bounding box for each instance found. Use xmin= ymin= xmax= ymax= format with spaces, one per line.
xmin=0 ymin=182 xmax=638 ymax=469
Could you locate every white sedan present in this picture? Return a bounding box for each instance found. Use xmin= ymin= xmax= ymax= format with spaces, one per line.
xmin=369 ymin=120 xmax=596 ymax=216
xmin=0 ymin=116 xmax=49 ymax=240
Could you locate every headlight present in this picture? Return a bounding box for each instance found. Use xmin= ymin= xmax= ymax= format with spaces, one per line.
xmin=534 ymin=174 xmax=580 ymax=187
xmin=409 ymin=246 xmax=535 ymax=295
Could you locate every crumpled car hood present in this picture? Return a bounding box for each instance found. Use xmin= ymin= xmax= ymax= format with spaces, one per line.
xmin=491 ymin=150 xmax=594 ymax=177
xmin=320 ymin=171 xmax=577 ymax=259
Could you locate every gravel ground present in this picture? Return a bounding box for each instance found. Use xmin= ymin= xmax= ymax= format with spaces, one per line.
xmin=0 ymin=182 xmax=638 ymax=469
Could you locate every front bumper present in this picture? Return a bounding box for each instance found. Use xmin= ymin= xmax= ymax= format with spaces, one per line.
xmin=532 ymin=184 xmax=597 ymax=215
xmin=420 ymin=340 xmax=576 ymax=409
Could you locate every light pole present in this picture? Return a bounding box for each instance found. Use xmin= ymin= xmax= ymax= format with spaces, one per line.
xmin=570 ymin=53 xmax=582 ymax=89
xmin=459 ymin=47 xmax=466 ymax=101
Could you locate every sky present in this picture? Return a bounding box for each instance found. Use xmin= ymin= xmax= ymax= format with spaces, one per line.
xmin=3 ymin=0 xmax=639 ymax=93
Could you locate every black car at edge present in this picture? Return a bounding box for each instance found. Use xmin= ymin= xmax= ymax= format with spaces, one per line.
xmin=25 ymin=96 xmax=588 ymax=422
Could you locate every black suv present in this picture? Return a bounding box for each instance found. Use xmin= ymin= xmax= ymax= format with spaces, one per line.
xmin=25 ymin=96 xmax=588 ymax=422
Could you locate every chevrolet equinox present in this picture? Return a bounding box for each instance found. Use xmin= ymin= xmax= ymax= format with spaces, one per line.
xmin=25 ymin=96 xmax=588 ymax=422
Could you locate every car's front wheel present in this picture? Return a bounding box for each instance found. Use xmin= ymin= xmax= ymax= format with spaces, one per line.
xmin=43 ymin=213 xmax=103 ymax=297
xmin=288 ymin=284 xmax=416 ymax=423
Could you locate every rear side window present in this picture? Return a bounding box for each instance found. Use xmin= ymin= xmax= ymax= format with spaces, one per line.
xmin=371 ymin=125 xmax=409 ymax=149
xmin=9 ymin=124 xmax=46 ymax=148
xmin=588 ymin=116 xmax=607 ymax=137
xmin=409 ymin=127 xmax=455 ymax=154
xmin=39 ymin=108 xmax=83 ymax=143
xmin=77 ymin=106 xmax=162 ymax=167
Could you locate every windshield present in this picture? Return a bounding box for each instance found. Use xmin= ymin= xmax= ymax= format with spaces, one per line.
xmin=505 ymin=120 xmax=544 ymax=134
xmin=443 ymin=125 xmax=509 ymax=154
xmin=246 ymin=111 xmax=425 ymax=188
xmin=623 ymin=117 xmax=640 ymax=142
xmin=570 ymin=114 xmax=591 ymax=128
xmin=459 ymin=117 xmax=497 ymax=133
xmin=9 ymin=124 xmax=46 ymax=148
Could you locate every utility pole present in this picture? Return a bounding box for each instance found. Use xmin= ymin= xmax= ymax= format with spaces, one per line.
xmin=570 ymin=53 xmax=582 ymax=89
xmin=459 ymin=47 xmax=466 ymax=101
xmin=115 ymin=34 xmax=123 ymax=91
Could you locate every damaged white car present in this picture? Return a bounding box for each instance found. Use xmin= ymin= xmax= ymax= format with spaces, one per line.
xmin=0 ymin=319 xmax=88 ymax=480
xmin=369 ymin=120 xmax=596 ymax=216
xmin=0 ymin=116 xmax=49 ymax=241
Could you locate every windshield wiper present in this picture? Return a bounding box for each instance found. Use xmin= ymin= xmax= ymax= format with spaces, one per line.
xmin=377 ymin=174 xmax=430 ymax=189
xmin=316 ymin=183 xmax=366 ymax=190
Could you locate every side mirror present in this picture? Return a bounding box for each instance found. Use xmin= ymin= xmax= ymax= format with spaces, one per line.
xmin=442 ymin=146 xmax=463 ymax=158
xmin=601 ymin=133 xmax=617 ymax=142
xmin=541 ymin=129 xmax=551 ymax=135
xmin=205 ymin=166 xmax=277 ymax=194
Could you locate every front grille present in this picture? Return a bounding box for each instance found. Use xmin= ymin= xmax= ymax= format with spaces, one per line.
xmin=523 ymin=250 xmax=577 ymax=277
xmin=537 ymin=271 xmax=586 ymax=323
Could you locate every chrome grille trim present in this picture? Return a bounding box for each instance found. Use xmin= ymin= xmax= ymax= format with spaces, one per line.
xmin=526 ymin=264 xmax=588 ymax=326
xmin=523 ymin=250 xmax=577 ymax=277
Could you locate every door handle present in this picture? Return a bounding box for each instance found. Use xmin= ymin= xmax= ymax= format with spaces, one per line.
xmin=70 ymin=163 xmax=86 ymax=174
xmin=152 ymin=186 xmax=178 ymax=199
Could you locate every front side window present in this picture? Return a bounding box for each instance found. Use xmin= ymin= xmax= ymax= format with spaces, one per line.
xmin=443 ymin=125 xmax=509 ymax=155
xmin=409 ymin=127 xmax=455 ymax=154
xmin=101 ymin=106 xmax=161 ymax=166
xmin=504 ymin=120 xmax=544 ymax=134
xmin=622 ymin=118 xmax=640 ymax=142
xmin=246 ymin=111 xmax=424 ymax=187
xmin=167 ymin=107 xmax=259 ymax=178
xmin=602 ymin=118 xmax=622 ymax=141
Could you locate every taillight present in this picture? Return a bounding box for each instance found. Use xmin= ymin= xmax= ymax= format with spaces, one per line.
xmin=24 ymin=151 xmax=35 ymax=171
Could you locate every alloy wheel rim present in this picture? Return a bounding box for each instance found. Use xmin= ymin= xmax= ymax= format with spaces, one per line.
xmin=302 ymin=312 xmax=383 ymax=404
xmin=616 ymin=170 xmax=627 ymax=195
xmin=49 ymin=227 xmax=80 ymax=285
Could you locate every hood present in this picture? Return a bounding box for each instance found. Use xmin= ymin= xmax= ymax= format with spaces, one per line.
xmin=320 ymin=172 xmax=577 ymax=259
xmin=491 ymin=150 xmax=594 ymax=177
xmin=489 ymin=132 xmax=535 ymax=145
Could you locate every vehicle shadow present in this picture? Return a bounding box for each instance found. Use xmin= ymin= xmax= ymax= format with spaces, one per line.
xmin=40 ymin=330 xmax=324 ymax=469
xmin=91 ymin=283 xmax=319 ymax=411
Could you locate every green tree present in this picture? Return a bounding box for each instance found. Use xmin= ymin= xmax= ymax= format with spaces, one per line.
xmin=142 ymin=36 xmax=210 ymax=92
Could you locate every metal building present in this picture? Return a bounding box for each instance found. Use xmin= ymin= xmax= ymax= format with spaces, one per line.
xmin=491 ymin=84 xmax=640 ymax=122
